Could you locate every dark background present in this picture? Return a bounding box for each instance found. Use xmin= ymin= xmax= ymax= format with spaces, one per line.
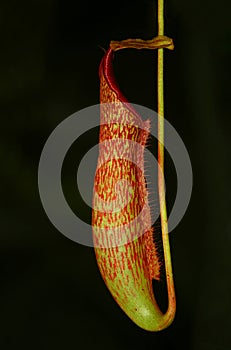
xmin=1 ymin=0 xmax=231 ymax=349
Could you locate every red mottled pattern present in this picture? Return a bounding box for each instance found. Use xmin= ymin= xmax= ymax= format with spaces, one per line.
xmin=92 ymin=48 xmax=162 ymax=315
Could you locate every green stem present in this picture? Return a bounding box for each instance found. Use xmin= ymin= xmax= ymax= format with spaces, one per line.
xmin=157 ymin=0 xmax=176 ymax=325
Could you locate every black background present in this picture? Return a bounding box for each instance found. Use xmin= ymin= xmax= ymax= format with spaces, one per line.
xmin=1 ymin=0 xmax=231 ymax=349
